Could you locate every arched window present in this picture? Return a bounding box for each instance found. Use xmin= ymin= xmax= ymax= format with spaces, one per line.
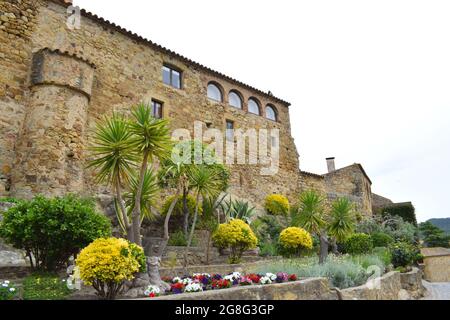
xmin=228 ymin=91 xmax=242 ymax=109
xmin=248 ymin=98 xmax=260 ymax=115
xmin=266 ymin=105 xmax=277 ymax=121
xmin=207 ymin=83 xmax=223 ymax=102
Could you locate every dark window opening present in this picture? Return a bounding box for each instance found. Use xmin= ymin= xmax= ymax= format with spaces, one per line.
xmin=162 ymin=65 xmax=181 ymax=89
xmin=151 ymin=100 xmax=163 ymax=119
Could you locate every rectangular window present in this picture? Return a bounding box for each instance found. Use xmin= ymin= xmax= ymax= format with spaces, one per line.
xmin=226 ymin=120 xmax=234 ymax=141
xmin=162 ymin=65 xmax=182 ymax=89
xmin=151 ymin=100 xmax=163 ymax=119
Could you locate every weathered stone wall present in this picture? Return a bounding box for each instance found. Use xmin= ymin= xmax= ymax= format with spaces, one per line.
xmin=423 ymin=254 xmax=450 ymax=282
xmin=298 ymin=171 xmax=326 ymax=194
xmin=0 ymin=0 xmax=43 ymax=196
xmin=339 ymin=269 xmax=425 ymax=300
xmin=1 ymin=0 xmax=301 ymax=208
xmin=324 ymin=165 xmax=373 ymax=216
xmin=11 ymin=48 xmax=95 ymax=198
xmin=372 ymin=193 xmax=393 ymax=214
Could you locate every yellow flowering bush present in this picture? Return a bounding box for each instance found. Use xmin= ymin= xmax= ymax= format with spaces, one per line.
xmin=279 ymin=227 xmax=313 ymax=257
xmin=76 ymin=237 xmax=146 ymax=300
xmin=264 ymin=194 xmax=290 ymax=215
xmin=212 ymin=219 xmax=258 ymax=264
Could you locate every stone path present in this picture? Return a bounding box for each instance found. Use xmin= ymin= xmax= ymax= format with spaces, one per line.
xmin=421 ymin=281 xmax=450 ymax=300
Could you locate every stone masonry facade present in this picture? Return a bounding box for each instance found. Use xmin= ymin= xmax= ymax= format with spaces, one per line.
xmin=0 ymin=0 xmax=388 ymax=216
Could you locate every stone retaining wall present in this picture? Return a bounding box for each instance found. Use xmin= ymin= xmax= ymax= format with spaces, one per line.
xmin=149 ymin=268 xmax=425 ymax=301
xmin=148 ymin=278 xmax=338 ymax=301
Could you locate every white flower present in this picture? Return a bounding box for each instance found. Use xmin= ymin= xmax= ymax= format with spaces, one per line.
xmin=172 ymin=277 xmax=182 ymax=283
xmin=193 ymin=273 xmax=210 ymax=278
xmin=181 ymin=278 xmax=193 ymax=285
xmin=224 ymin=272 xmax=241 ymax=282
xmin=265 ymin=273 xmax=277 ymax=281
xmin=185 ymin=283 xmax=203 ymax=293
xmin=4 ymin=280 xmax=10 ymax=284
xmin=9 ymin=288 xmax=15 ymax=292
xmin=144 ymin=285 xmax=161 ymax=296
xmin=2 ymin=283 xmax=8 ymax=287
xmin=259 ymin=276 xmax=273 ymax=285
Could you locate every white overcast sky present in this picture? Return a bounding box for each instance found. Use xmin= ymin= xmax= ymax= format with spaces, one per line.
xmin=74 ymin=0 xmax=450 ymax=222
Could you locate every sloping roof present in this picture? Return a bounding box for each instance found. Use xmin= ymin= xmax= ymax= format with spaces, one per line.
xmin=324 ymin=163 xmax=372 ymax=185
xmin=299 ymin=170 xmax=325 ymax=179
xmin=47 ymin=0 xmax=291 ymax=106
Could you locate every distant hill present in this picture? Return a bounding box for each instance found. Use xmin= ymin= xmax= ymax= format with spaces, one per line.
xmin=427 ymin=218 xmax=450 ymax=234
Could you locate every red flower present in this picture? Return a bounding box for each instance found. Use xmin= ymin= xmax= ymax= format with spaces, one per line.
xmin=247 ymin=274 xmax=261 ymax=283
xmin=149 ymin=292 xmax=156 ymax=298
xmin=288 ymin=274 xmax=298 ymax=281
xmin=212 ymin=279 xmax=231 ymax=289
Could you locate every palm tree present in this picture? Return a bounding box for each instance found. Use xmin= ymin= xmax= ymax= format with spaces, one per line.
xmin=88 ymin=103 xmax=172 ymax=245
xmin=87 ymin=113 xmax=137 ymax=241
xmin=183 ymin=164 xmax=228 ymax=267
xmin=327 ymin=197 xmax=357 ymax=252
xmin=126 ymin=103 xmax=172 ymax=246
xmin=292 ymin=190 xmax=329 ymax=264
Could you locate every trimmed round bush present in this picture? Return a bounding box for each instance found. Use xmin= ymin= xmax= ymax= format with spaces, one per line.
xmin=0 ymin=195 xmax=111 ymax=271
xmin=279 ymin=227 xmax=313 ymax=257
xmin=212 ymin=219 xmax=258 ymax=264
xmin=161 ymin=195 xmax=202 ymax=217
xmin=371 ymin=232 xmax=394 ymax=248
xmin=344 ymin=233 xmax=373 ymax=255
xmin=76 ymin=237 xmax=146 ymax=300
xmin=264 ymin=194 xmax=290 ymax=215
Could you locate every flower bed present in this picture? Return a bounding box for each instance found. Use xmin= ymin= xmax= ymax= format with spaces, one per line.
xmin=143 ymin=272 xmax=298 ymax=298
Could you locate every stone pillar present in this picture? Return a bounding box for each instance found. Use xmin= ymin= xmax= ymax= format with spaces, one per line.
xmin=11 ymin=48 xmax=95 ymax=198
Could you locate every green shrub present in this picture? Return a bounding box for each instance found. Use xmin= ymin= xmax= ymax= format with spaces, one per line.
xmin=258 ymin=240 xmax=278 ymax=257
xmin=168 ymin=230 xmax=198 ymax=247
xmin=0 ymin=195 xmax=111 ymax=271
xmin=389 ymin=242 xmax=416 ymax=268
xmin=371 ymin=232 xmax=394 ymax=247
xmin=264 ymin=194 xmax=290 ymax=216
xmin=23 ymin=273 xmax=72 ymax=300
xmin=373 ymin=247 xmax=393 ymax=267
xmin=344 ymin=233 xmax=373 ymax=255
xmin=381 ymin=203 xmax=417 ymax=226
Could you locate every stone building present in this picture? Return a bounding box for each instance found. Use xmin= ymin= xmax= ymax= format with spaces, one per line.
xmin=0 ymin=0 xmax=392 ymax=217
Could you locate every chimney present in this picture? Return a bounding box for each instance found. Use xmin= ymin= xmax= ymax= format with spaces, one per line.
xmin=326 ymin=157 xmax=336 ymax=173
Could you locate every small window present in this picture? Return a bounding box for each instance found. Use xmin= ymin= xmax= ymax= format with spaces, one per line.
xmin=248 ymin=98 xmax=260 ymax=115
xmin=228 ymin=91 xmax=242 ymax=109
xmin=226 ymin=120 xmax=234 ymax=141
xmin=162 ymin=65 xmax=181 ymax=89
xmin=266 ymin=105 xmax=277 ymax=121
xmin=151 ymin=100 xmax=163 ymax=119
xmin=207 ymin=83 xmax=223 ymax=102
